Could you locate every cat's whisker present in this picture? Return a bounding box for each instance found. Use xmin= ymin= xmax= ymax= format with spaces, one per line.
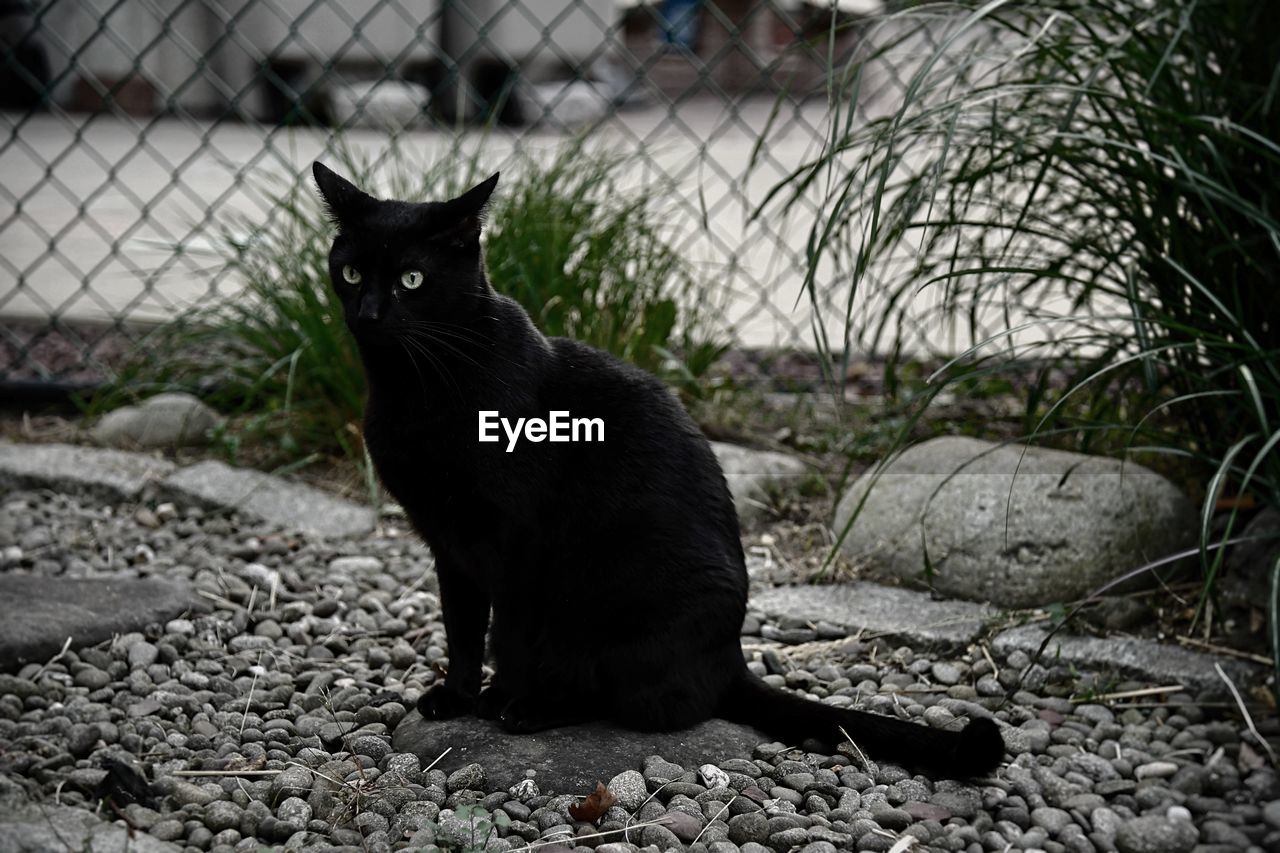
xmin=397 ymin=340 xmax=433 ymax=399
xmin=399 ymin=337 xmax=465 ymax=406
xmin=413 ymin=336 xmax=513 ymax=390
xmin=398 ymin=320 xmax=526 ymax=369
xmin=407 ymin=338 xmax=465 ymax=403
xmin=396 ymin=328 xmax=512 ymax=386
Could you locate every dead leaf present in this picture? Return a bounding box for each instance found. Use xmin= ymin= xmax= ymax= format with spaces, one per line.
xmin=568 ymin=781 xmax=616 ymax=822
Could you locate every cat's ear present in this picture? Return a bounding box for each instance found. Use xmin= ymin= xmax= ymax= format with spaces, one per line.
xmin=428 ymin=173 xmax=499 ymax=245
xmin=312 ymin=162 xmax=373 ymax=225
xmin=442 ymin=173 xmax=500 ymax=227
xmin=453 ymin=172 xmax=501 ymax=218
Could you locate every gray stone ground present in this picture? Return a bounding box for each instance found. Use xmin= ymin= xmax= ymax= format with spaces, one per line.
xmin=0 ymin=443 xmax=1276 ymax=853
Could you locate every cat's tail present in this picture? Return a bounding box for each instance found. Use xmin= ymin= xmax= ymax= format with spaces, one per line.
xmin=718 ymin=673 xmax=1004 ymax=778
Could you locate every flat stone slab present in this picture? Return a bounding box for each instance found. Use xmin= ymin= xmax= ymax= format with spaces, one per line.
xmin=711 ymin=442 xmax=808 ymax=522
xmin=750 ymin=582 xmax=996 ymax=649
xmin=0 ymin=575 xmax=198 ymax=666
xmin=0 ymin=441 xmax=175 ymax=503
xmin=392 ymin=713 xmax=769 ymax=793
xmin=161 ymin=460 xmax=375 ymax=539
xmin=0 ymin=799 xmax=180 ymax=852
xmin=991 ymin=624 xmax=1263 ymax=695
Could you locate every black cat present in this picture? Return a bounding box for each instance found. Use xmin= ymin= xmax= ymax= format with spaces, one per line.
xmin=312 ymin=162 xmax=1003 ymax=778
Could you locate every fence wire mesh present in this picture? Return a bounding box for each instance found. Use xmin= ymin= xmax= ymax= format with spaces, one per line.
xmin=0 ymin=0 xmax=931 ymax=387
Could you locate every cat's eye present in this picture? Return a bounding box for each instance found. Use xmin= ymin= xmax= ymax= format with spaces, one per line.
xmin=341 ymin=265 xmax=361 ymax=285
xmin=401 ymin=270 xmax=425 ymax=290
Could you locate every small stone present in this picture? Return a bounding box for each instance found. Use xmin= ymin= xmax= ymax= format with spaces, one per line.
xmin=329 ymin=556 xmax=384 ymax=573
xmin=644 ymin=756 xmax=687 ymax=785
xmin=1030 ymin=806 xmax=1072 ymax=834
xmin=799 ymin=843 xmax=837 ymax=853
xmin=1114 ymin=814 xmax=1197 ymax=853
xmin=728 ymin=812 xmax=769 ymax=845
xmin=355 ymin=810 xmax=390 ymax=836
xmin=1075 ymin=705 xmax=1115 ymax=725
xmin=172 ymin=779 xmax=219 ymax=807
xmin=277 ymin=797 xmax=312 ymax=826
xmin=126 ymin=641 xmax=159 ymax=667
xmin=151 ymin=819 xmax=186 ymax=841
xmin=902 ymin=801 xmax=950 ymax=822
xmin=661 ymin=811 xmax=703 ymax=842
xmin=509 ymin=778 xmax=539 ymax=801
xmin=871 ymin=807 xmax=912 ymax=831
xmin=164 ymin=618 xmax=194 ymax=636
xmin=447 ymin=763 xmax=486 ymax=792
xmin=351 ymin=735 xmax=390 ymax=763
xmin=641 ymin=823 xmax=684 ymax=849
xmin=271 ymin=765 xmax=313 ymax=799
xmin=74 ymin=667 xmax=111 ymax=690
xmin=605 ymin=770 xmax=648 ymax=812
xmin=1134 ymin=761 xmax=1179 ymax=780
xmin=700 ymin=764 xmax=731 ymax=790
xmin=930 ymin=662 xmax=962 ymax=685
xmin=203 ymin=801 xmax=243 ymax=833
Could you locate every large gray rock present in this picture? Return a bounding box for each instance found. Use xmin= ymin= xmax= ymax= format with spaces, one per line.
xmin=0 ymin=800 xmax=181 ymax=852
xmin=992 ymin=624 xmax=1262 ymax=695
xmin=0 ymin=441 xmax=175 ymax=503
xmin=0 ymin=575 xmax=198 ymax=666
xmin=833 ymin=437 xmax=1196 ymax=607
xmin=161 ymin=460 xmax=375 ymax=539
xmin=391 ymin=713 xmax=768 ymax=793
xmin=711 ymin=442 xmax=808 ymax=523
xmin=1221 ymin=506 xmax=1280 ymax=610
xmin=91 ymin=392 xmax=223 ymax=449
xmin=750 ymin=582 xmax=996 ymax=650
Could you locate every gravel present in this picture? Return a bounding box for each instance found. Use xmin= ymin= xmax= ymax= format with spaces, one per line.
xmin=0 ymin=488 xmax=1277 ymax=852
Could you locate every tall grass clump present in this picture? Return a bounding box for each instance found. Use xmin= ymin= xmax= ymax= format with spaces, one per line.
xmin=96 ymin=142 xmax=725 ymax=466
xmin=484 ymin=150 xmax=726 ymax=385
xmin=98 ymin=168 xmax=366 ymax=463
xmin=762 ymin=1 xmax=1279 ymax=660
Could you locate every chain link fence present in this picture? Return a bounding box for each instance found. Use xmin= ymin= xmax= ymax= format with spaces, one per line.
xmin=0 ymin=0 xmax=933 ymax=388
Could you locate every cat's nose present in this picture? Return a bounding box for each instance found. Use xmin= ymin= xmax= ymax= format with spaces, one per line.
xmin=358 ymin=291 xmax=382 ymax=323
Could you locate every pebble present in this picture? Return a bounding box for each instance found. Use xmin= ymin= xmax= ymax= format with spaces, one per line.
xmin=699 ymin=763 xmax=730 ymax=790
xmin=203 ymin=801 xmax=243 ymax=833
xmin=1135 ymin=761 xmax=1179 ymax=780
xmin=728 ymin=812 xmax=770 ymax=845
xmin=172 ymin=780 xmax=219 ymax=807
xmin=1114 ymin=814 xmax=1197 ymax=853
xmin=1030 ymin=806 xmax=1072 ymax=834
xmin=73 ymin=667 xmax=110 ymax=690
xmin=447 ymin=763 xmax=487 ymax=792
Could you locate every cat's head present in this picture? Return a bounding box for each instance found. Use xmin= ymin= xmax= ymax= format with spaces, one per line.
xmin=312 ymin=162 xmax=499 ymax=345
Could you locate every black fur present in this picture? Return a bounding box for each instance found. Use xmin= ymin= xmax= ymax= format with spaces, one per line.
xmin=312 ymin=162 xmax=1004 ymax=778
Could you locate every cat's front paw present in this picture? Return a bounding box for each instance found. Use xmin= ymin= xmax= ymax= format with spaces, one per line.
xmin=416 ymin=684 xmax=476 ymax=720
xmin=495 ymin=699 xmax=567 ymax=734
xmin=476 ymin=684 xmax=513 ymax=720
xmin=496 ymin=706 xmax=547 ymax=734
